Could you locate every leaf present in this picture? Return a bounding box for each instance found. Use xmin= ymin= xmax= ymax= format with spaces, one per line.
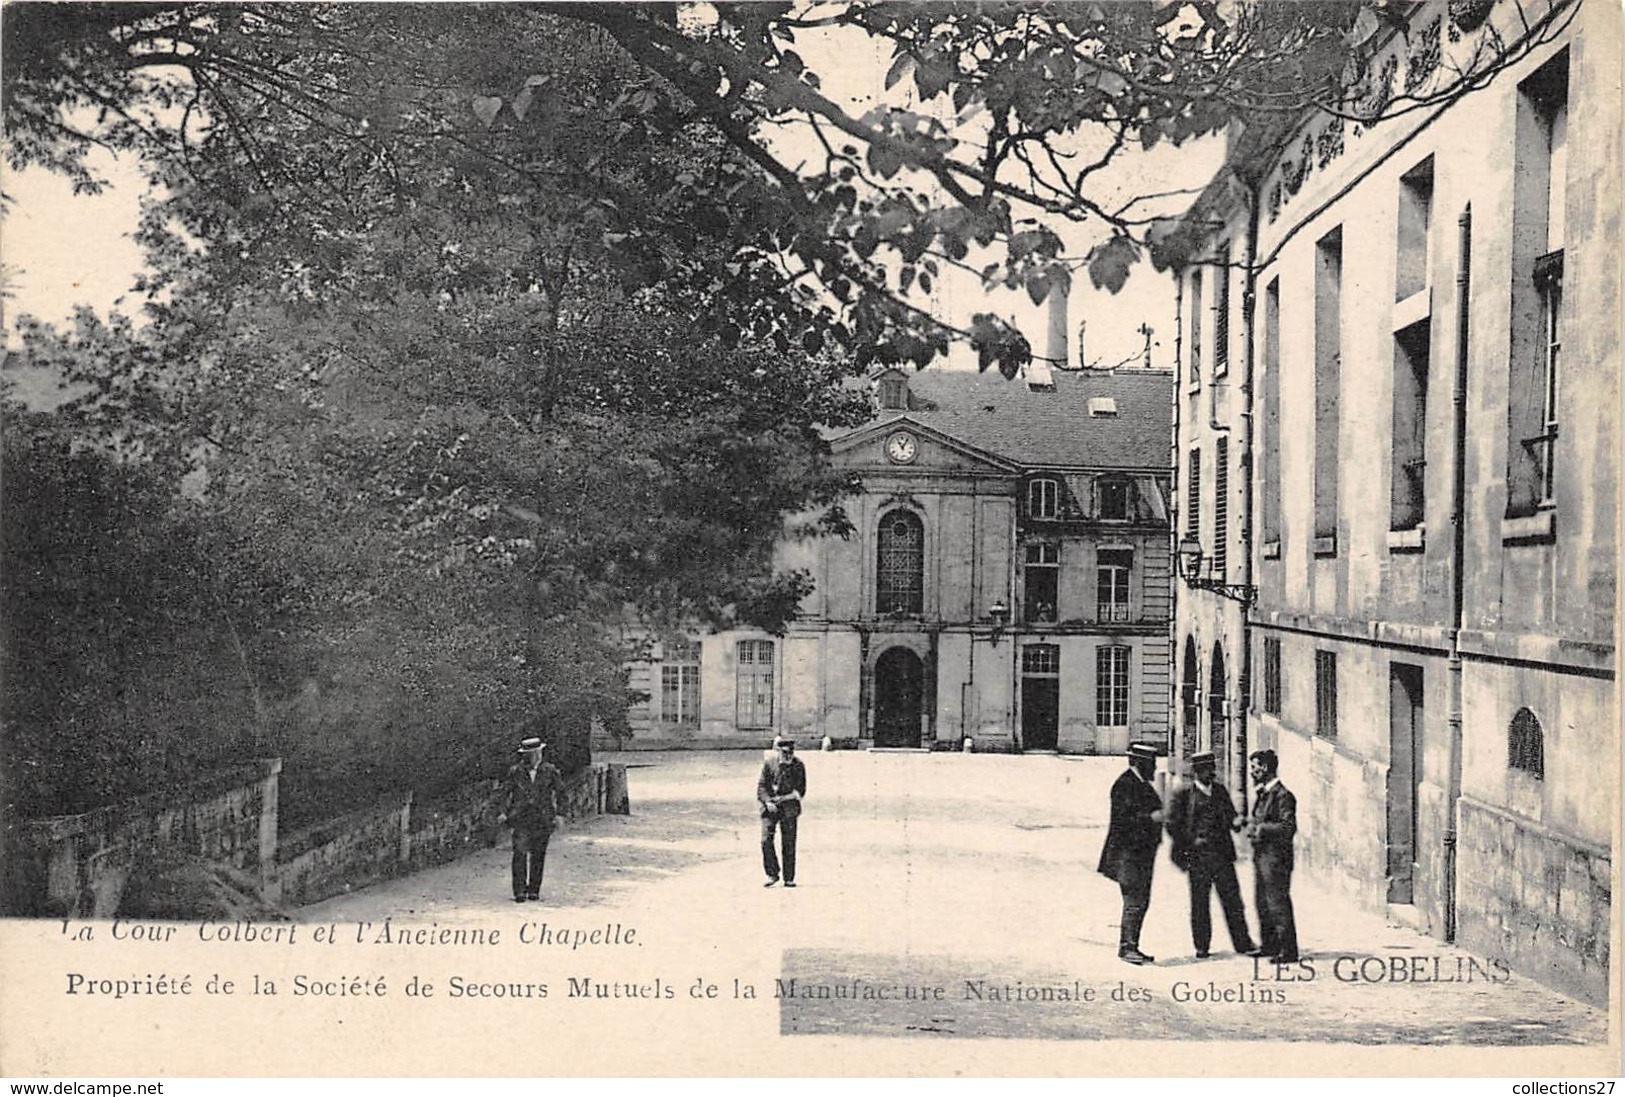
xmin=1087 ymin=236 xmax=1140 ymax=295
xmin=914 ymin=59 xmax=954 ymax=100
xmin=867 ymin=142 xmax=904 ymax=180
xmin=884 ymin=53 xmax=916 ymax=90
xmin=471 ymin=96 xmax=503 ymax=128
xmin=511 ymin=87 xmax=535 ymax=122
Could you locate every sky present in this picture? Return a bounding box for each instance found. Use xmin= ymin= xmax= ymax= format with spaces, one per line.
xmin=0 ymin=7 xmax=1225 ymax=376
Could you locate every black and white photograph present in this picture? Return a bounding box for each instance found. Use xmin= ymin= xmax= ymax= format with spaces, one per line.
xmin=0 ymin=0 xmax=1619 ymax=1080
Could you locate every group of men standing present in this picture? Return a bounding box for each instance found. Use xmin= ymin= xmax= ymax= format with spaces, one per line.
xmin=497 ymin=730 xmax=1297 ymax=959
xmin=1098 ymin=742 xmax=1299 ymax=966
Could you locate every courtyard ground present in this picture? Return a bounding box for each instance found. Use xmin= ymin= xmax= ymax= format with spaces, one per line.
xmin=293 ymin=750 xmax=1611 ymax=1070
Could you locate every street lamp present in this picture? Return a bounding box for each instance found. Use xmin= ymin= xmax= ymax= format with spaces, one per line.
xmin=1176 ymin=533 xmax=1257 ymax=605
xmin=986 ymin=599 xmax=1010 ymax=645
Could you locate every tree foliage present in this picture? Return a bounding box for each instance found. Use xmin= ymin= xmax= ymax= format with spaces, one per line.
xmin=1 ymin=1 xmax=1568 ymax=820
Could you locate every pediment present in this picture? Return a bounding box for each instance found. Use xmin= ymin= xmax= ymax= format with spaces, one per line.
xmin=831 ymin=417 xmax=1020 ymax=475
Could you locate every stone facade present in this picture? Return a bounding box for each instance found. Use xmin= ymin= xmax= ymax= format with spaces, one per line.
xmin=625 ymin=366 xmax=1174 ymax=755
xmin=1173 ymin=0 xmax=1618 ymax=1004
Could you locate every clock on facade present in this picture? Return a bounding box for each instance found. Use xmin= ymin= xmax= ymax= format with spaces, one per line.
xmin=885 ymin=431 xmax=919 ymax=464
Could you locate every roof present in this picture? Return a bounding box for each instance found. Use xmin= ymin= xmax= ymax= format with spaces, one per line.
xmin=850 ymin=367 xmax=1173 ymax=470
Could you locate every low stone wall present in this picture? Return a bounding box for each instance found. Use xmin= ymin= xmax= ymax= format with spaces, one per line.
xmin=2 ymin=760 xmax=280 ymax=918
xmin=406 ymin=781 xmax=504 ymax=874
xmin=1456 ymin=796 xmax=1612 ymax=1006
xmin=272 ymin=764 xmax=630 ymax=908
xmin=274 ymin=795 xmax=411 ymax=908
xmin=5 ymin=760 xmax=630 ymax=916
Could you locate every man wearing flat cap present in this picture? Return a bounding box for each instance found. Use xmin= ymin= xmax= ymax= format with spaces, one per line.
xmin=501 ymin=736 xmax=562 ymax=903
xmin=757 ymin=734 xmax=806 ymax=888
xmin=1097 ymin=742 xmax=1165 ymax=964
xmin=1167 ymin=751 xmax=1258 ymax=959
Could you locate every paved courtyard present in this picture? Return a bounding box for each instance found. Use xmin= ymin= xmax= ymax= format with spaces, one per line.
xmin=297 ymin=750 xmax=1609 ymax=1060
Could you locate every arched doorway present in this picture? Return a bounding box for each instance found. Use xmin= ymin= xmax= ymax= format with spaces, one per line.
xmin=1208 ymin=643 xmax=1228 ymax=780
xmin=1181 ymin=638 xmax=1201 ymax=757
xmin=873 ymin=647 xmax=925 ymax=748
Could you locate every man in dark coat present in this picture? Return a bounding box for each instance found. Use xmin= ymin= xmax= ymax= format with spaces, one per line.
xmin=1166 ymin=751 xmax=1258 ymax=959
xmin=757 ymin=734 xmax=807 ymax=888
xmin=1097 ymin=742 xmax=1165 ymax=964
xmin=501 ymin=736 xmax=562 ymax=902
xmin=1245 ymin=748 xmax=1300 ymax=962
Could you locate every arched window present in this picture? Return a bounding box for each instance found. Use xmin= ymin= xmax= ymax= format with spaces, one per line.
xmin=1508 ymin=707 xmax=1545 ymax=779
xmin=876 ymin=509 xmax=924 ymax=615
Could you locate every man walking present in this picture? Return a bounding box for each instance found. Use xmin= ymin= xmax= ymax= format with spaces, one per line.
xmin=1166 ymin=751 xmax=1258 ymax=959
xmin=1246 ymin=748 xmax=1300 ymax=962
xmin=1097 ymin=742 xmax=1164 ymax=964
xmin=758 ymin=734 xmax=806 ymax=888
xmin=501 ymin=736 xmax=562 ymax=903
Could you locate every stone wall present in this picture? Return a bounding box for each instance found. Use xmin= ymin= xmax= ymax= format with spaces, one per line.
xmin=2 ymin=760 xmax=280 ymax=918
xmin=271 ymin=763 xmax=629 ymax=908
xmin=1456 ymin=796 xmax=1612 ymax=1006
xmin=5 ymin=761 xmax=629 ymax=916
xmin=406 ymin=781 xmax=504 ymax=874
xmin=274 ymin=795 xmax=411 ymax=908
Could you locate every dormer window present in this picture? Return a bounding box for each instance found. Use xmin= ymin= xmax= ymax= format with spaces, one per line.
xmin=879 ymin=375 xmax=908 ymax=410
xmin=1098 ymin=478 xmax=1132 ymax=521
xmin=1087 ymin=396 xmax=1118 ymax=418
xmin=1028 ymin=478 xmax=1059 ymax=520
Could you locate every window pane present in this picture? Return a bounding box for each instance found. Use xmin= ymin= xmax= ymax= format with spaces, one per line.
xmin=1023 ymin=643 xmax=1060 ymax=675
xmin=736 ymin=641 xmax=774 ymax=728
xmin=1315 ymin=650 xmax=1337 ymax=739
xmin=1097 ymin=645 xmax=1130 ymax=727
xmin=876 ymin=510 xmax=924 ymax=614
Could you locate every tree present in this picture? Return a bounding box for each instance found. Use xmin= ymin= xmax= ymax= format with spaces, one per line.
xmin=4 ymin=7 xmax=880 ymax=818
xmin=3 ymin=1 xmax=1575 ymax=371
xmin=1 ymin=2 xmax=1569 ymax=817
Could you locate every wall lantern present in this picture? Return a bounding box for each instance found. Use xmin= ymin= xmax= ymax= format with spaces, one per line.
xmin=1176 ymin=533 xmax=1257 ymax=605
xmin=986 ymin=599 xmax=1010 ymax=645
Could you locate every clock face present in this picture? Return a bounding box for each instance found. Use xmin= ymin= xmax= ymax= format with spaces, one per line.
xmin=885 ymin=431 xmax=919 ymax=464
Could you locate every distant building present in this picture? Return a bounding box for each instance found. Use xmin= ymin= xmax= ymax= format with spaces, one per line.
xmin=1171 ymin=0 xmax=1616 ymax=1004
xmin=622 ymin=364 xmax=1174 ymax=755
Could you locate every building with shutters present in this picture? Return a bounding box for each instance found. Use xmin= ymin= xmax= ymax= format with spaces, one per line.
xmin=621 ymin=363 xmax=1175 ymax=756
xmin=1169 ymin=0 xmax=1616 ymax=1003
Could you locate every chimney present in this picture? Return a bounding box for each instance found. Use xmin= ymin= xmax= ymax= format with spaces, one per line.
xmin=1026 ymin=277 xmax=1065 ymax=391
xmin=1045 ymin=277 xmax=1069 ymax=367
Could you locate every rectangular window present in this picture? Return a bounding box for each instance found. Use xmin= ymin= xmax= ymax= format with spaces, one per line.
xmin=1214 ymin=243 xmax=1231 ymax=376
xmin=1507 ymin=51 xmax=1568 ymax=520
xmin=1315 ymin=649 xmax=1338 ymax=739
xmin=1391 ymin=320 xmax=1431 ymax=532
xmin=1028 ymin=478 xmax=1058 ymax=520
xmin=1314 ymin=228 xmax=1343 ymax=552
xmin=1261 ymin=279 xmax=1282 ymax=549
xmin=1186 ymin=448 xmax=1201 ymax=537
xmin=1396 ymin=157 xmax=1434 ymax=302
xmin=1262 ymin=636 xmax=1282 ymax=716
xmin=1188 ymin=269 xmax=1203 ymax=384
xmin=1096 ymin=549 xmax=1132 ymax=623
xmin=736 ymin=640 xmax=775 ymax=729
xmin=1214 ymin=436 xmax=1229 ymax=577
xmin=1023 ymin=642 xmax=1060 ymax=676
xmin=1096 ymin=645 xmax=1131 ymax=727
xmin=661 ymin=639 xmax=701 ymax=727
xmin=1098 ymin=478 xmax=1131 ymax=521
xmin=1023 ymin=543 xmax=1059 ymax=624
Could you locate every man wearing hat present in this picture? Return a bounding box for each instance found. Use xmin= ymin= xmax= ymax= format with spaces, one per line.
xmin=501 ymin=736 xmax=563 ymax=903
xmin=1245 ymin=749 xmax=1300 ymax=962
xmin=1166 ymin=751 xmax=1258 ymax=959
xmin=757 ymin=734 xmax=807 ymax=888
xmin=1097 ymin=742 xmax=1165 ymax=964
